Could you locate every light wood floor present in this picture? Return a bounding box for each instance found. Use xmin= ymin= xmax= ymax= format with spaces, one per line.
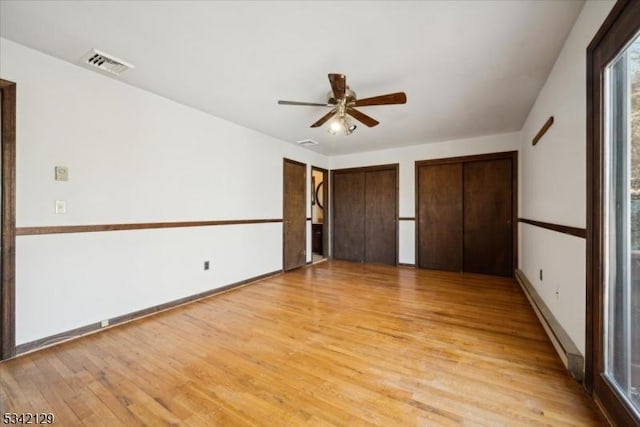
xmin=1 ymin=261 xmax=605 ymax=426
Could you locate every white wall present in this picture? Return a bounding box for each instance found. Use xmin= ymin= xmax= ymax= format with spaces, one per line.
xmin=1 ymin=38 xmax=328 ymax=344
xmin=518 ymin=0 xmax=615 ymax=355
xmin=329 ymin=132 xmax=521 ymax=264
xmin=3 ymin=0 xmax=617 ymax=349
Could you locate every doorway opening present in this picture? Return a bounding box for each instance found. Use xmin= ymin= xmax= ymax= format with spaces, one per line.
xmin=311 ymin=166 xmax=328 ymax=264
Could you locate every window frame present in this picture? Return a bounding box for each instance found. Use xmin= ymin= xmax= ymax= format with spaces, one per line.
xmin=587 ymin=0 xmax=640 ymax=424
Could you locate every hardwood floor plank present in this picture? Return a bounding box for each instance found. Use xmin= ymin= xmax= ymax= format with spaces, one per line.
xmin=0 ymin=261 xmax=604 ymax=425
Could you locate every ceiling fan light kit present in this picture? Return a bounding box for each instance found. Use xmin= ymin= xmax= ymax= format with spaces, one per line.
xmin=328 ymin=116 xmax=356 ymax=136
xmin=278 ymin=73 xmax=407 ymax=136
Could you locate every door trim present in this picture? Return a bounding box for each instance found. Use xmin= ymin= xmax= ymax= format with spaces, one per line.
xmin=586 ymin=0 xmax=640 ymax=424
xmin=415 ymin=151 xmax=518 ymax=276
xmin=0 ymin=78 xmax=16 ymax=360
xmin=311 ymin=166 xmax=329 ymax=259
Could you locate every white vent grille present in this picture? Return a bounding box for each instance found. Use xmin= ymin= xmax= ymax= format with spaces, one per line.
xmin=80 ymin=49 xmax=134 ymax=75
xmin=297 ymin=139 xmax=319 ymax=146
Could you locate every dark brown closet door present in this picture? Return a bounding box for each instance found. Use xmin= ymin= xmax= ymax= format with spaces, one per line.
xmin=463 ymin=159 xmax=513 ymax=276
xmin=333 ymin=172 xmax=365 ymax=262
xmin=417 ymin=163 xmax=463 ymax=271
xmin=283 ymin=159 xmax=306 ymax=271
xmin=365 ymin=169 xmax=397 ymax=265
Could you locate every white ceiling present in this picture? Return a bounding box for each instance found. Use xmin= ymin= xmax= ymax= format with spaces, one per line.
xmin=0 ymin=1 xmax=584 ymax=155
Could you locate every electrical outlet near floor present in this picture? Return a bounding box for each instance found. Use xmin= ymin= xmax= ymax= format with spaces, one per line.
xmin=100 ymin=319 xmax=109 ymax=328
xmin=204 ymin=261 xmax=210 ymax=271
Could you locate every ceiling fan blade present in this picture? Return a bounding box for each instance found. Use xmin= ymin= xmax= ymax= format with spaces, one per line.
xmin=346 ymin=107 xmax=379 ymax=127
xmin=278 ymin=100 xmax=331 ymax=107
xmin=352 ymin=92 xmax=407 ymax=107
xmin=328 ymin=73 xmax=346 ymax=100
xmin=310 ymin=108 xmax=337 ymax=128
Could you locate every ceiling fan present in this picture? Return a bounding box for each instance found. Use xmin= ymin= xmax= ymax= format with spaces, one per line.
xmin=278 ymin=73 xmax=407 ymax=135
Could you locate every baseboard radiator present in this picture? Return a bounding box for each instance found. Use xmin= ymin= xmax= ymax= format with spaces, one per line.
xmin=515 ymin=269 xmax=584 ymax=381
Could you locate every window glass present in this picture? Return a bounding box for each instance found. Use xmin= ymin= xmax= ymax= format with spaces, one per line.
xmin=605 ymin=30 xmax=640 ymax=414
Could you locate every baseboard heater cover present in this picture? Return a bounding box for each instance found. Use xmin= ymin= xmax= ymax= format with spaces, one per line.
xmin=515 ymin=269 xmax=584 ymax=381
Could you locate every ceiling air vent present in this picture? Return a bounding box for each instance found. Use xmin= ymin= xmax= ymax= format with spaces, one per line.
xmin=80 ymin=49 xmax=134 ymax=75
xmin=297 ymin=139 xmax=319 ymax=146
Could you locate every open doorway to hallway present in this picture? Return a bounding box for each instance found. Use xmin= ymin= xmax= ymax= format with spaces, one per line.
xmin=311 ymin=166 xmax=328 ymax=264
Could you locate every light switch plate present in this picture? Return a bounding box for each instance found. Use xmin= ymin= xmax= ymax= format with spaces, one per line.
xmin=55 ymin=200 xmax=66 ymax=214
xmin=55 ymin=166 xmax=68 ymax=181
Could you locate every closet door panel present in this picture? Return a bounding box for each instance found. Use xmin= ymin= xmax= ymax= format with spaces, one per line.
xmin=333 ymin=172 xmax=365 ymax=262
xmin=365 ymin=169 xmax=397 ymax=265
xmin=417 ymin=163 xmax=463 ymax=271
xmin=463 ymin=159 xmax=513 ymax=276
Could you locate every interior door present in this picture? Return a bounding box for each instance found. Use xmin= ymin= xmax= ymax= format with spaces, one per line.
xmin=417 ymin=163 xmax=463 ymax=271
xmin=463 ymin=158 xmax=513 ymax=276
xmin=332 ymin=171 xmax=365 ymax=262
xmin=365 ymin=169 xmax=397 ymax=265
xmin=283 ymin=159 xmax=306 ymax=271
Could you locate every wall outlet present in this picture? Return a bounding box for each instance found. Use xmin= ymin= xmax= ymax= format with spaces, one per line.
xmin=204 ymin=261 xmax=210 ymax=270
xmin=55 ymin=200 xmax=66 ymax=214
xmin=539 ymin=269 xmax=543 ymax=281
xmin=100 ymin=319 xmax=109 ymax=328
